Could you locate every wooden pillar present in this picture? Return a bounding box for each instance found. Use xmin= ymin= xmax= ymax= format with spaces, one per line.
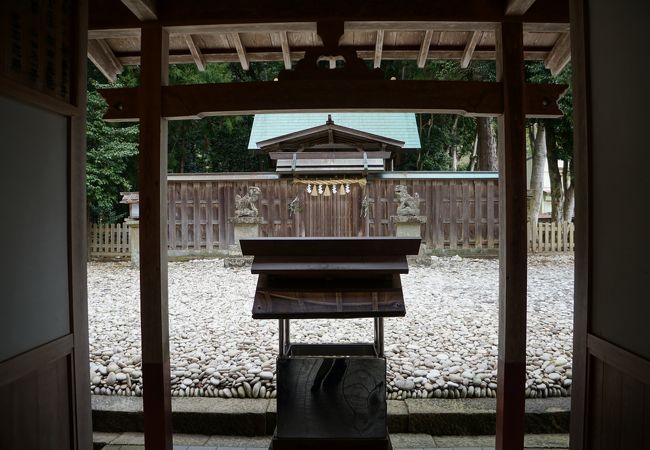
xmin=568 ymin=1 xmax=590 ymax=448
xmin=495 ymin=21 xmax=527 ymax=450
xmin=139 ymin=23 xmax=172 ymax=450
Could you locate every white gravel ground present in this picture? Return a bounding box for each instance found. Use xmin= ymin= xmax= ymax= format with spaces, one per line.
xmin=87 ymin=254 xmax=574 ymax=400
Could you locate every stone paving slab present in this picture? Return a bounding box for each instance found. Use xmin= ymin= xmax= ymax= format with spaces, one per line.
xmin=432 ymin=434 xmax=569 ymax=449
xmin=203 ymin=436 xmax=271 ymax=448
xmin=433 ymin=435 xmax=496 ymax=448
xmin=391 ymin=433 xmax=436 ymax=448
xmin=96 ymin=433 xmax=569 ymax=449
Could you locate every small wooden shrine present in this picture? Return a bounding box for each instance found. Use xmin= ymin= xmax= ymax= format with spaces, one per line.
xmin=241 ymin=237 xmax=420 ymax=450
xmin=255 ymin=115 xmax=410 ymax=174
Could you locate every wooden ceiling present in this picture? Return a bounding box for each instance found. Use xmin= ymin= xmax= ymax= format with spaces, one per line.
xmin=88 ymin=0 xmax=571 ymax=82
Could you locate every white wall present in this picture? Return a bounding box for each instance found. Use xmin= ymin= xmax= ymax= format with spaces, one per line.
xmin=589 ymin=0 xmax=650 ymax=359
xmin=0 ymin=96 xmax=70 ymax=361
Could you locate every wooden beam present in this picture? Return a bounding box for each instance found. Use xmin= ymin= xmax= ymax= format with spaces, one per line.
xmin=184 ymin=34 xmax=206 ymax=71
xmin=98 ymin=80 xmax=565 ymax=121
xmin=138 ymin=23 xmax=172 ymax=450
xmin=373 ymin=30 xmax=385 ymax=69
xmin=506 ymin=0 xmax=537 ymax=15
xmin=460 ymin=30 xmax=483 ymax=68
xmin=117 ymin=49 xmax=551 ymax=67
xmin=229 ymin=33 xmax=249 ymax=70
xmin=87 ymin=39 xmax=123 ymax=82
xmin=121 ymin=0 xmax=157 ymax=21
xmin=279 ymin=31 xmax=292 ymax=70
xmin=544 ymin=32 xmax=571 ymax=76
xmin=88 ymin=28 xmax=140 ymax=39
xmin=417 ymin=30 xmax=435 ymax=68
xmin=88 ymin=21 xmax=569 ymax=39
xmin=346 ymin=21 xmax=496 ymax=32
xmin=495 ymin=21 xmax=527 ymax=450
xmin=89 ymin=0 xmax=569 ymax=31
xmin=523 ymin=22 xmax=570 ymax=33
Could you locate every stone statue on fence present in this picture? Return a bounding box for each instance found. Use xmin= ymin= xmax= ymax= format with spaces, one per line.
xmin=235 ymin=186 xmax=262 ymax=217
xmin=395 ymin=185 xmax=421 ymax=217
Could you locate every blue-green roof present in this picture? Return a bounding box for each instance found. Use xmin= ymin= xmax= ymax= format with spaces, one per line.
xmin=248 ymin=113 xmax=421 ymax=150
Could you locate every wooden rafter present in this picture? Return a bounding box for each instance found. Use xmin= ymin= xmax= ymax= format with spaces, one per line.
xmin=373 ymin=30 xmax=385 ymax=69
xmin=120 ymin=0 xmax=157 ymax=21
xmin=279 ymin=31 xmax=292 ymax=70
xmin=87 ymin=39 xmax=123 ymax=82
xmin=184 ymin=34 xmax=206 ymax=71
xmin=98 ymin=80 xmax=566 ymax=121
xmin=417 ymin=30 xmax=435 ymax=68
xmin=544 ymin=32 xmax=571 ymax=76
xmin=229 ymin=33 xmax=250 ymax=70
xmin=505 ymin=0 xmax=537 ymax=15
xmin=460 ymin=30 xmax=482 ymax=68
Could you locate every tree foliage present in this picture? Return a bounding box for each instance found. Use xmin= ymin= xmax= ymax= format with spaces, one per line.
xmin=86 ymin=64 xmax=139 ymax=223
xmin=166 ymin=63 xmax=282 ymax=174
xmin=383 ymin=60 xmax=483 ymax=171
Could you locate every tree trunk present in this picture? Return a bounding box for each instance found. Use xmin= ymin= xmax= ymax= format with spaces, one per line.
xmin=469 ymin=134 xmax=478 ymax=171
xmin=563 ymin=158 xmax=575 ymax=220
xmin=477 ymin=116 xmax=497 ymax=170
xmin=563 ymin=184 xmax=575 ymax=221
xmin=545 ymin=124 xmax=564 ymax=222
xmin=528 ymin=123 xmax=546 ymax=226
xmin=448 ymin=116 xmax=459 ymax=171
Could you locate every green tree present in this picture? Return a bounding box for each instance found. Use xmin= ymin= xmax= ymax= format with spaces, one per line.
xmin=86 ymin=65 xmax=139 ymax=223
xmin=383 ymin=60 xmax=480 ymax=171
xmin=167 ymin=63 xmax=282 ymax=173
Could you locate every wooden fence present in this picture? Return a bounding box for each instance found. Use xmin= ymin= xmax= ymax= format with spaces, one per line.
xmin=166 ymin=172 xmax=500 ymax=255
xmin=528 ymin=221 xmax=575 ymax=253
xmin=88 ymin=223 xmax=130 ymax=257
xmin=87 ymin=176 xmax=576 ymax=258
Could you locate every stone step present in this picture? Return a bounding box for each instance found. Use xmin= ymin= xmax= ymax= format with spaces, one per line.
xmin=92 ymin=396 xmax=570 ymax=437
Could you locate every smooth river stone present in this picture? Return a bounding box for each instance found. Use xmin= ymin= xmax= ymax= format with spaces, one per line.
xmin=395 ymin=379 xmax=415 ymax=391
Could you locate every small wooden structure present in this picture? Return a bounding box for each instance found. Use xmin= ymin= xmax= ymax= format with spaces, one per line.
xmin=241 ymin=237 xmax=420 ymax=450
xmin=257 ymin=115 xmax=406 ymax=174
xmin=120 ymin=191 xmax=140 ymax=220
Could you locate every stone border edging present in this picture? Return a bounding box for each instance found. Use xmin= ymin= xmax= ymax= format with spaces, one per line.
xmin=92 ymin=396 xmax=570 ymax=436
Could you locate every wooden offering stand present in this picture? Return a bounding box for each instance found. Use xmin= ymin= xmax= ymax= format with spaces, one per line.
xmin=241 ymin=237 xmax=421 ymax=450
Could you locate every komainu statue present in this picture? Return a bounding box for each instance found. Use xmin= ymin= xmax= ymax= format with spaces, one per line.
xmin=235 ymin=186 xmax=261 ymax=217
xmin=395 ymin=185 xmax=420 ymax=216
